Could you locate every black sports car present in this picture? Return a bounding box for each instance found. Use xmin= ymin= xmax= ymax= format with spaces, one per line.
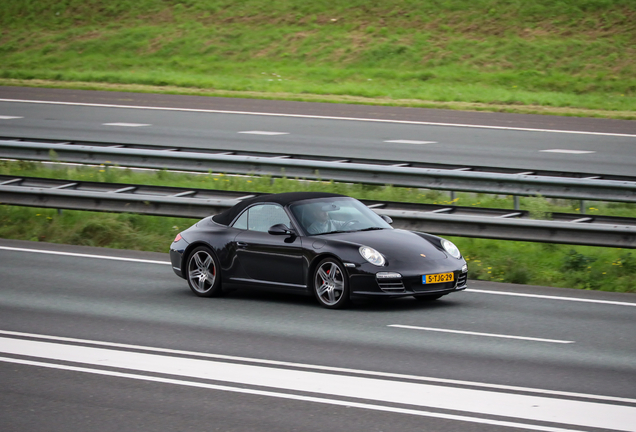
xmin=170 ymin=192 xmax=467 ymax=308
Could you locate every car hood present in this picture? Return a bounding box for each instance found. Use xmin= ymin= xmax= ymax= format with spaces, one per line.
xmin=324 ymin=229 xmax=449 ymax=262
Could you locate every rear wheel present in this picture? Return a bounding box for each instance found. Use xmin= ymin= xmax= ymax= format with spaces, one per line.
xmin=186 ymin=246 xmax=223 ymax=297
xmin=313 ymin=258 xmax=349 ymax=309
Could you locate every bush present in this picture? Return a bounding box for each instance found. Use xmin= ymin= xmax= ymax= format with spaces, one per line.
xmin=562 ymin=249 xmax=596 ymax=272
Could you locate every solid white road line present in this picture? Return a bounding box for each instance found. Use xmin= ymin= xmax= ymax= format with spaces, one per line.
xmin=3 ymin=330 xmax=633 ymax=405
xmin=1 ymin=336 xmax=634 ymax=431
xmin=384 ymin=140 xmax=437 ymax=144
xmin=388 ymin=325 xmax=574 ymax=344
xmin=238 ymin=130 xmax=289 ymax=135
xmin=0 ymin=246 xmax=169 ymax=265
xmin=2 ymin=98 xmax=635 ymax=138
xmin=102 ymin=122 xmax=151 ymax=127
xmin=466 ymin=289 xmax=636 ymax=307
xmin=540 ymin=149 xmax=596 ymax=154
xmin=2 ymin=246 xmax=634 ymax=307
xmin=0 ymin=356 xmax=584 ymax=432
xmin=0 ymin=115 xmax=23 ymax=120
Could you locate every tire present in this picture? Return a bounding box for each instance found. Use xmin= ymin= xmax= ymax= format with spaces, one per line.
xmin=186 ymin=246 xmax=223 ymax=297
xmin=313 ymin=258 xmax=350 ymax=309
xmin=413 ymin=294 xmax=444 ymax=301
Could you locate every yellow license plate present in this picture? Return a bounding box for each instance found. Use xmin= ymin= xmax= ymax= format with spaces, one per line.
xmin=423 ymin=272 xmax=454 ymax=284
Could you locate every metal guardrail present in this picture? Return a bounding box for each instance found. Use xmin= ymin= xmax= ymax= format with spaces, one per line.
xmin=1 ymin=175 xmax=634 ymax=248
xmin=1 ymin=138 xmax=636 ymax=204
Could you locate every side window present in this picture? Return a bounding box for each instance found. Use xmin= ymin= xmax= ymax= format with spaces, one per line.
xmin=232 ymin=210 xmax=248 ymax=230
xmin=246 ymin=204 xmax=291 ymax=233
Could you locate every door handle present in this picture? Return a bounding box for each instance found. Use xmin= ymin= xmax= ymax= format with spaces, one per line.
xmin=236 ymin=241 xmax=248 ymax=247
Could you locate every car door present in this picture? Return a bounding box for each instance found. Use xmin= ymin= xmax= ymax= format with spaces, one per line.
xmin=233 ymin=203 xmax=305 ymax=287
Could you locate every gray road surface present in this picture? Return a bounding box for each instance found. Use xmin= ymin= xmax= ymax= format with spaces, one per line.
xmin=1 ymin=87 xmax=635 ymax=176
xmin=1 ymin=239 xmax=635 ymax=432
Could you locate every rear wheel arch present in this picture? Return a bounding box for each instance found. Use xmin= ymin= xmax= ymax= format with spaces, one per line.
xmin=182 ymin=241 xmax=216 ymax=273
xmin=185 ymin=245 xmax=223 ymax=297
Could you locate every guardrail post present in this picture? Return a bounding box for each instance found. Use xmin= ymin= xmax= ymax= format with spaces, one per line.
xmin=514 ymin=196 xmax=520 ymax=210
xmin=581 ymin=200 xmax=586 ymax=214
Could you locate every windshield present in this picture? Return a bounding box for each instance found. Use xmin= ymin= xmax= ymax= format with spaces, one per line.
xmin=290 ymin=197 xmax=392 ymax=235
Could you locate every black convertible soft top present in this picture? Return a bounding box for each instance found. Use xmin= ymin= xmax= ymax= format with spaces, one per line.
xmin=212 ymin=191 xmax=346 ymax=226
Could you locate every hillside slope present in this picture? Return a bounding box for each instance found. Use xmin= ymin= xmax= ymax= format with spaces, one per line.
xmin=1 ymin=0 xmax=635 ymax=116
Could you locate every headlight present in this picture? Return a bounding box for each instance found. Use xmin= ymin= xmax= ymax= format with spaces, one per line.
xmin=359 ymin=246 xmax=385 ymax=266
xmin=441 ymin=239 xmax=461 ymax=259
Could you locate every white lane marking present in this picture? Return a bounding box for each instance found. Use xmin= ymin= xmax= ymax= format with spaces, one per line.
xmin=0 ymin=357 xmax=585 ymax=432
xmin=0 ymin=246 xmax=169 ymax=265
xmin=466 ymin=289 xmax=636 ymax=307
xmin=238 ymin=130 xmax=289 ymax=135
xmin=540 ymin=149 xmax=596 ymax=154
xmin=102 ymin=122 xmax=151 ymax=127
xmin=1 ymin=246 xmax=634 ymax=308
xmin=388 ymin=325 xmax=574 ymax=344
xmin=2 ymin=246 xmax=634 ymax=309
xmin=384 ymin=139 xmax=437 ymax=144
xmin=0 ymin=115 xmax=23 ymax=120
xmin=3 ymin=330 xmax=633 ymax=405
xmin=1 ymin=98 xmax=634 ymax=138
xmin=1 ymin=337 xmax=634 ymax=431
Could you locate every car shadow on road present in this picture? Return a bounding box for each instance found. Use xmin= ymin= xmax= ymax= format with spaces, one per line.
xmin=351 ymin=295 xmax=460 ymax=312
xmin=167 ymin=282 xmax=463 ymax=312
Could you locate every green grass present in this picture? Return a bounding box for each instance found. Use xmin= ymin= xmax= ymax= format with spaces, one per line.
xmin=1 ymin=1 xmax=635 ymax=291
xmin=0 ymin=205 xmax=190 ymax=251
xmin=1 ymin=160 xmax=635 ymax=293
xmin=1 ymin=0 xmax=636 ymax=117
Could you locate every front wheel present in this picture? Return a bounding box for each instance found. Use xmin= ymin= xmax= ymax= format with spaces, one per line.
xmin=313 ymin=258 xmax=350 ymax=309
xmin=186 ymin=246 xmax=223 ymax=297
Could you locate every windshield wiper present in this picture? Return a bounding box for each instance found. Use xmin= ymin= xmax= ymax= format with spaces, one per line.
xmin=312 ymin=227 xmax=385 ymax=235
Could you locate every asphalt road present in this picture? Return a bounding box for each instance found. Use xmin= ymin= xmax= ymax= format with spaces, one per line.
xmin=1 ymin=86 xmax=635 ymax=176
xmin=1 ymin=239 xmax=635 ymax=432
xmin=1 ymin=87 xmax=636 ymax=431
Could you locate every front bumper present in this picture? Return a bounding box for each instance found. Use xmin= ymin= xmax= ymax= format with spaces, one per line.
xmin=349 ymin=266 xmax=468 ymax=297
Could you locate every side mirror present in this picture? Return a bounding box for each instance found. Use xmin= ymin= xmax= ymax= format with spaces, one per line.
xmin=268 ymin=223 xmax=295 ymax=236
xmin=379 ymin=214 xmax=393 ymax=224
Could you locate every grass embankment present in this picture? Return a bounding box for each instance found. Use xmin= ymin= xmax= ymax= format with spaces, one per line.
xmin=1 ymin=0 xmax=635 ymax=118
xmin=1 ymin=160 xmax=635 ymax=293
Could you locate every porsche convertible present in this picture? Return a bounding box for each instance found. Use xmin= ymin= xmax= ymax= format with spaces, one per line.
xmin=170 ymin=192 xmax=467 ymax=308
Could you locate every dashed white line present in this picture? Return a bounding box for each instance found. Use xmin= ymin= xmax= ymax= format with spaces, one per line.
xmin=540 ymin=149 xmax=596 ymax=154
xmin=384 ymin=139 xmax=437 ymax=145
xmin=0 ymin=115 xmax=23 ymax=120
xmin=238 ymin=130 xmax=289 ymax=135
xmin=102 ymin=122 xmax=151 ymax=127
xmin=2 ymin=98 xmax=634 ymax=137
xmin=388 ymin=325 xmax=574 ymax=344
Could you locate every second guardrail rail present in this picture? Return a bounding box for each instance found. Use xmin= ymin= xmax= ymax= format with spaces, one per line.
xmin=1 ymin=175 xmax=634 ymax=248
